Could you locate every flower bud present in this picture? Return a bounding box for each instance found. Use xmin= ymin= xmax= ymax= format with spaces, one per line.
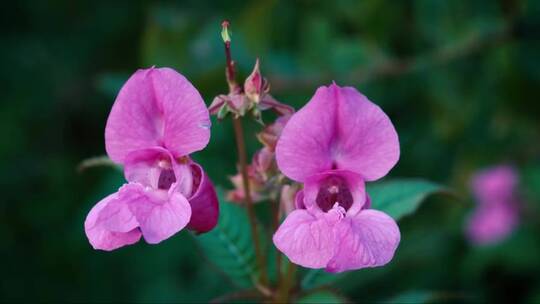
xmin=257 ymin=115 xmax=290 ymax=150
xmin=244 ymin=59 xmax=266 ymax=103
xmin=221 ymin=20 xmax=231 ymax=43
xmin=280 ymin=184 xmax=301 ymax=216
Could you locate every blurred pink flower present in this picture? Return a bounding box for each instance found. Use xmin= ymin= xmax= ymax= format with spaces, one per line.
xmin=279 ymin=184 xmax=301 ymax=217
xmin=257 ymin=115 xmax=290 ymax=151
xmin=85 ymin=67 xmax=219 ymax=251
xmin=466 ymin=165 xmax=520 ymax=245
xmin=227 ymin=165 xmax=265 ymax=203
xmin=273 ymin=83 xmax=400 ymax=273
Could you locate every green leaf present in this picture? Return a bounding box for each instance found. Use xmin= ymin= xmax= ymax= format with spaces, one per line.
xmin=301 ymin=178 xmax=446 ymax=290
xmin=368 ymin=178 xmax=446 ymax=220
xmin=295 ymin=290 xmax=346 ymax=304
xmin=194 ymin=191 xmax=257 ymax=288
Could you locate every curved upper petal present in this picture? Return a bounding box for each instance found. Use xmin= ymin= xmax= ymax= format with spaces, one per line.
xmin=273 ymin=210 xmax=337 ymax=269
xmin=276 ymin=83 xmax=399 ymax=182
xmin=326 ymin=209 xmax=400 ymax=273
xmin=105 ymin=67 xmax=211 ymax=163
xmin=186 ymin=163 xmax=219 ymax=234
xmin=84 ymin=192 xmax=142 ymax=251
xmin=119 ymin=183 xmax=192 ymax=244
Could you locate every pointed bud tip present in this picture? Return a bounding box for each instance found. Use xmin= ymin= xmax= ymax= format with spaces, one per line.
xmin=221 ymin=20 xmax=231 ymax=43
xmin=244 ymin=58 xmax=264 ymax=103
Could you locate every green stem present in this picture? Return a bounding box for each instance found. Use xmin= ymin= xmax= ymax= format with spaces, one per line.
xmin=275 ymin=259 xmax=296 ymax=303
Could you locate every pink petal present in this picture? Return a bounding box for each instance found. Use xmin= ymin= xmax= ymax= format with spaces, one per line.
xmin=123 ymin=147 xmax=171 ymax=188
xmin=259 ymin=95 xmax=295 ymax=115
xmin=326 ymin=210 xmax=400 ymax=273
xmin=84 ymin=192 xmax=142 ymax=251
xmin=124 ymin=147 xmax=194 ymax=197
xmin=295 ymin=190 xmax=306 ymax=210
xmin=363 ymin=194 xmax=371 ymax=210
xmin=121 ymin=183 xmax=192 ymax=244
xmin=273 ymin=210 xmax=336 ymax=268
xmin=186 ymin=163 xmax=219 ymax=234
xmin=96 ymin=195 xmax=139 ymax=233
xmin=209 ymin=95 xmax=226 ymax=115
xmin=276 ymin=83 xmax=399 ymax=182
xmin=105 ymin=67 xmax=210 ymax=163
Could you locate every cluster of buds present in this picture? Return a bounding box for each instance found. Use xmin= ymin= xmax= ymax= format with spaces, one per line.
xmin=227 ymin=115 xmax=297 ymax=207
xmin=209 ymin=58 xmax=293 ymax=121
xmin=209 ymin=21 xmax=299 ymax=223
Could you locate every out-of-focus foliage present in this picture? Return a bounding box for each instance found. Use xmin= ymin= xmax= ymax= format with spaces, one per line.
xmin=195 ymin=190 xmax=257 ymax=288
xmin=1 ymin=0 xmax=539 ymax=302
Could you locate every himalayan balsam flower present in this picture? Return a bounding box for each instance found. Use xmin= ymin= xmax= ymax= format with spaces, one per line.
xmin=84 ymin=67 xmax=219 ymax=251
xmin=466 ymin=165 xmax=520 ymax=245
xmin=273 ymin=83 xmax=400 ymax=273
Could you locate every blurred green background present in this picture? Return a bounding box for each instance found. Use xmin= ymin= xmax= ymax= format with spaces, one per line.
xmin=1 ymin=0 xmax=540 ymax=302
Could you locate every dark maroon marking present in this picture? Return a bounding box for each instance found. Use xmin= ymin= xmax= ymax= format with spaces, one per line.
xmin=158 ymin=169 xmax=176 ymax=190
xmin=190 ymin=164 xmax=202 ymax=196
xmin=315 ymin=175 xmax=353 ymax=212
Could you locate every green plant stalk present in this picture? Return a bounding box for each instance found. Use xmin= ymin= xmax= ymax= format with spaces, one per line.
xmin=275 ymin=259 xmax=297 ymax=303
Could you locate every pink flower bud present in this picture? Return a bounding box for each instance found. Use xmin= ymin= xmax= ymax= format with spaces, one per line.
xmin=244 ymin=59 xmax=266 ymax=103
xmin=257 ymin=115 xmax=290 ymax=150
xmin=280 ymin=184 xmax=301 ymax=216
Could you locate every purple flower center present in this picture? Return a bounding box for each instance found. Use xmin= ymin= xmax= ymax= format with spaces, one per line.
xmin=158 ymin=169 xmax=176 ymax=190
xmin=315 ymin=176 xmax=353 ymax=212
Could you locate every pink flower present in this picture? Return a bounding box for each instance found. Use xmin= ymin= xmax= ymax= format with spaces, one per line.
xmin=466 ymin=165 xmax=520 ymax=245
xmin=84 ymin=67 xmax=219 ymax=251
xmin=273 ymin=83 xmax=400 ymax=273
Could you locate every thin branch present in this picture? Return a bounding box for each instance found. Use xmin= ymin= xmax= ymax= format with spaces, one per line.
xmin=210 ymin=289 xmax=263 ymax=303
xmin=270 ymin=24 xmax=512 ymax=91
xmin=77 ymin=155 xmax=120 ymax=173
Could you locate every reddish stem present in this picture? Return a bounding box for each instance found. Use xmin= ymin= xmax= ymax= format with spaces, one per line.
xmin=271 ymin=194 xmax=282 ymax=287
xmin=222 ymin=20 xmax=238 ymax=92
xmin=232 ymin=118 xmax=268 ymax=286
xmin=223 ymin=20 xmax=268 ymax=287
